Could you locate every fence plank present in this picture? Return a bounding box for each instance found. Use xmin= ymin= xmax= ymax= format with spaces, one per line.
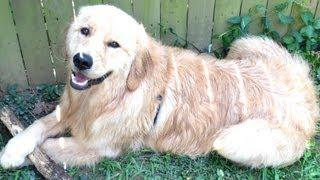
xmin=11 ymin=0 xmax=54 ymax=85
xmin=103 ymin=0 xmax=133 ymax=16
xmin=133 ymin=0 xmax=160 ymax=39
xmin=316 ymin=0 xmax=320 ymax=17
xmin=89 ymin=0 xmax=103 ymax=4
xmin=187 ymin=0 xmax=215 ymax=52
xmin=74 ymin=0 xmax=104 ymax=13
xmin=267 ymin=0 xmax=293 ymax=37
xmin=290 ymin=0 xmax=318 ymax=29
xmin=211 ymin=0 xmax=242 ymax=50
xmin=43 ymin=0 xmax=74 ymax=84
xmin=0 ymin=0 xmax=28 ymax=90
xmin=241 ymin=0 xmax=268 ymax=34
xmin=160 ymin=0 xmax=188 ymax=46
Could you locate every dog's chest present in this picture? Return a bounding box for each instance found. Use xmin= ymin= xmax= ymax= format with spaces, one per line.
xmin=88 ymin=86 xmax=155 ymax=141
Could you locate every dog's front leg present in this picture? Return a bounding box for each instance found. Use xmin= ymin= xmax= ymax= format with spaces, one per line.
xmin=41 ymin=137 xmax=107 ymax=166
xmin=0 ymin=109 xmax=65 ymax=169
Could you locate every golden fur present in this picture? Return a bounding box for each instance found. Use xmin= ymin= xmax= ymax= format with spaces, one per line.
xmin=1 ymin=5 xmax=318 ymax=169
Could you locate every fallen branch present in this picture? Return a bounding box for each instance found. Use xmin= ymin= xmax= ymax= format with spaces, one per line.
xmin=0 ymin=106 xmax=71 ymax=180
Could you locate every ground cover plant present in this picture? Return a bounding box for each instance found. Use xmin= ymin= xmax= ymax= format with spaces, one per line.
xmin=0 ymin=0 xmax=319 ymax=179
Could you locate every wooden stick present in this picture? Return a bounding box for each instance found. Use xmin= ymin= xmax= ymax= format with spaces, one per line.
xmin=0 ymin=106 xmax=71 ymax=180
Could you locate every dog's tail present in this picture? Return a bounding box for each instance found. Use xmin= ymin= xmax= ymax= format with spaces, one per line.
xmin=227 ymin=36 xmax=312 ymax=84
xmin=227 ymin=36 xmax=292 ymax=62
xmin=227 ymin=36 xmax=319 ymax=138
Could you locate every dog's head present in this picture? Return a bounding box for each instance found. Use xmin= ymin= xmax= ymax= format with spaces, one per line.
xmin=66 ymin=5 xmax=151 ymax=91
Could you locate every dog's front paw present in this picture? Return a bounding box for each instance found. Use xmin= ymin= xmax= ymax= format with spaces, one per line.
xmin=0 ymin=148 xmax=26 ymax=169
xmin=0 ymin=134 xmax=36 ymax=169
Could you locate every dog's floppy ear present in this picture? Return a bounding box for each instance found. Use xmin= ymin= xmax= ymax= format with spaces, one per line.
xmin=126 ymin=49 xmax=153 ymax=91
xmin=126 ymin=24 xmax=153 ymax=91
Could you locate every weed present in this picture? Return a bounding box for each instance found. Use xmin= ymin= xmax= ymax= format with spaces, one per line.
xmin=213 ymin=0 xmax=320 ymax=58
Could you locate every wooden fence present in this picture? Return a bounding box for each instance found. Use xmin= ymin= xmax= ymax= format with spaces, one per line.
xmin=0 ymin=0 xmax=319 ymax=90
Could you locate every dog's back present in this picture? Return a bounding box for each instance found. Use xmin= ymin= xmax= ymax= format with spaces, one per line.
xmin=149 ymin=37 xmax=318 ymax=168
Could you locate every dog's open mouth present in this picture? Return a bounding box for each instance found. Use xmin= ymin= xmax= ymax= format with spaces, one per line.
xmin=70 ymin=71 xmax=112 ymax=90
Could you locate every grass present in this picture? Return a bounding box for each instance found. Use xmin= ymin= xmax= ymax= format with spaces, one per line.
xmin=0 ymin=52 xmax=319 ymax=179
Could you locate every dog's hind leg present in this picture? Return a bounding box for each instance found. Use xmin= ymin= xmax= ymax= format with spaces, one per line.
xmin=41 ymin=137 xmax=109 ymax=166
xmin=213 ymin=119 xmax=307 ymax=168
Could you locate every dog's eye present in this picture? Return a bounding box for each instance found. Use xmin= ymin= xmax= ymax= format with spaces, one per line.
xmin=107 ymin=41 xmax=120 ymax=48
xmin=80 ymin=27 xmax=90 ymax=36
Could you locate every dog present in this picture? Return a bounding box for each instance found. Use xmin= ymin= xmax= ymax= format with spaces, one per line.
xmin=1 ymin=4 xmax=319 ymax=169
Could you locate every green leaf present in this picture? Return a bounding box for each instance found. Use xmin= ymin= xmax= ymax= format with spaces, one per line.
xmin=300 ymin=25 xmax=315 ymax=38
xmin=291 ymin=30 xmax=303 ymax=43
xmin=241 ymin=15 xmax=251 ymax=30
xmin=287 ymin=42 xmax=299 ymax=52
xmin=277 ymin=12 xmax=294 ymax=24
xmin=301 ymin=11 xmax=313 ymax=25
xmin=249 ymin=5 xmax=266 ymax=16
xmin=262 ymin=16 xmax=272 ymax=31
xmin=255 ymin=4 xmax=267 ymax=15
xmin=232 ymin=27 xmax=242 ymax=37
xmin=310 ymin=38 xmax=317 ymax=43
xmin=314 ymin=19 xmax=320 ymax=29
xmin=270 ymin=30 xmax=280 ymax=41
xmin=305 ymin=39 xmax=317 ymax=51
xmin=227 ymin=16 xmax=241 ymax=25
xmin=274 ymin=2 xmax=289 ymax=12
xmin=222 ymin=34 xmax=233 ymax=48
xmin=283 ymin=35 xmax=295 ymax=44
xmin=306 ymin=40 xmax=312 ymax=51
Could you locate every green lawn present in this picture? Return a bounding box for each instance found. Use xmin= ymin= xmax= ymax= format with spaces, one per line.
xmin=0 ymin=53 xmax=319 ymax=179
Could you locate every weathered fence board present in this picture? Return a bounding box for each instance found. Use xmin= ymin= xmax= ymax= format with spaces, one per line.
xmin=88 ymin=0 xmax=103 ymax=4
xmin=267 ymin=0 xmax=293 ymax=37
xmin=0 ymin=0 xmax=28 ymax=90
xmin=104 ymin=0 xmax=133 ymax=16
xmin=307 ymin=0 xmax=319 ymax=15
xmin=187 ymin=0 xmax=215 ymax=52
xmin=133 ymin=0 xmax=161 ymax=39
xmin=74 ymin=0 xmax=104 ymax=12
xmin=316 ymin=1 xmax=320 ymax=17
xmin=241 ymin=0 xmax=268 ymax=34
xmin=290 ymin=0 xmax=319 ymax=29
xmin=211 ymin=0 xmax=242 ymax=50
xmin=1 ymin=0 xmax=320 ymax=89
xmin=11 ymin=0 xmax=55 ymax=85
xmin=161 ymin=0 xmax=188 ymax=46
xmin=43 ymin=0 xmax=73 ymax=83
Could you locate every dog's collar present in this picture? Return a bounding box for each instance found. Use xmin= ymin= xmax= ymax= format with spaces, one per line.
xmin=90 ymin=71 xmax=113 ymax=86
xmin=153 ymin=95 xmax=163 ymax=125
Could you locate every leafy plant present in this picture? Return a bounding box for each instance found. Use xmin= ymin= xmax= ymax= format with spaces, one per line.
xmin=36 ymin=84 xmax=64 ymax=102
xmin=213 ymin=0 xmax=320 ymax=58
xmin=283 ymin=11 xmax=320 ymax=52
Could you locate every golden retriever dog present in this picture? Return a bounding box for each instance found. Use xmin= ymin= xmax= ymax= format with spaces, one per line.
xmin=1 ymin=4 xmax=319 ymax=169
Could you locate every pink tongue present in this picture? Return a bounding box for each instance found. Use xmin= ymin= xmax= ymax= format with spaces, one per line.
xmin=75 ymin=72 xmax=88 ymax=83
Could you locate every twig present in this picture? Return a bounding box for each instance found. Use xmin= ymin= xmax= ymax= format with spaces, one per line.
xmin=0 ymin=106 xmax=71 ymax=180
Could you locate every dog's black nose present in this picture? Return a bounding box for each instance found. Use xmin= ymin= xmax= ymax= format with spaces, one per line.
xmin=73 ymin=53 xmax=93 ymax=70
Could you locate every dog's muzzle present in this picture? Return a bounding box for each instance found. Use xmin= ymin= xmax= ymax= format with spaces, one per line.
xmin=70 ymin=71 xmax=113 ymax=91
